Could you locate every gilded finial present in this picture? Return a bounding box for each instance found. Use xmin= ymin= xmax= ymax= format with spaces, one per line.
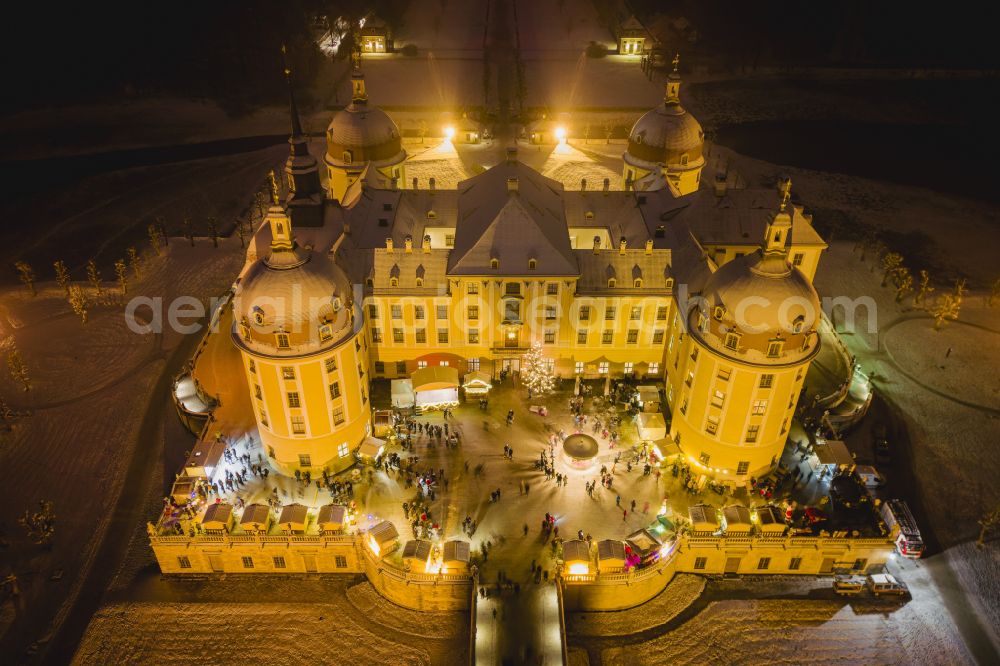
xmin=351 ymin=50 xmax=361 ymax=71
xmin=268 ymin=169 xmax=280 ymax=205
xmin=672 ymin=53 xmax=680 ymax=73
xmin=281 ymin=43 xmax=291 ymax=79
xmin=779 ymin=178 xmax=792 ymax=212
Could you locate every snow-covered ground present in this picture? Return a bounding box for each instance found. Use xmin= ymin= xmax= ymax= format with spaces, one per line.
xmin=567 ymin=574 xmax=705 ymax=637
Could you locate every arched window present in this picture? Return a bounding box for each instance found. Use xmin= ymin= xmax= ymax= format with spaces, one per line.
xmin=276 ymin=223 xmax=284 ymax=235
xmin=415 ymin=277 xmax=424 ymax=287
xmin=490 ymin=258 xmax=499 ymax=269
xmin=343 ymin=150 xmax=353 ymax=164
xmin=633 ymin=278 xmax=642 ymax=288
xmin=665 ymin=277 xmax=674 ymax=290
xmin=528 ymin=259 xmax=537 ymax=270
xmin=319 ymin=324 xmax=333 ymax=342
xmin=390 ymin=277 xmax=399 ymax=287
xmin=608 ymin=278 xmax=617 ymax=288
xmin=713 ymin=305 xmax=725 ymax=321
xmin=680 ymin=153 xmax=689 ymax=166
xmin=253 ymin=308 xmax=265 ymax=326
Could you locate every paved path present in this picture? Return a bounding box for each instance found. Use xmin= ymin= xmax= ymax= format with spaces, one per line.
xmin=476 ymin=582 xmax=564 ymax=665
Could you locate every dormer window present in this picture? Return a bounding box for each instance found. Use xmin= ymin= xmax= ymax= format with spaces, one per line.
xmin=276 ymin=332 xmax=290 ymax=349
xmin=585 ymin=211 xmax=594 ymax=220
xmin=724 ymin=332 xmax=741 ymax=351
xmin=713 ymin=305 xmax=725 ymax=321
xmin=343 ymin=150 xmax=353 ymax=164
xmin=608 ymin=278 xmax=617 ymax=288
xmin=767 ymin=339 xmax=784 ymax=358
xmin=528 ymin=258 xmax=537 ymax=270
xmin=680 ymin=154 xmax=689 ymax=166
xmin=491 ymin=258 xmax=499 ymax=270
xmin=239 ymin=321 xmax=251 ymax=342
xmin=665 ymin=277 xmax=674 ymax=290
xmin=698 ymin=313 xmax=708 ymax=333
xmin=253 ymin=308 xmax=265 ymax=326
xmin=633 ymin=278 xmax=642 ymax=288
xmin=427 ymin=210 xmax=437 ymax=220
xmin=415 ymin=277 xmax=424 ymax=287
xmin=319 ymin=324 xmax=333 ymax=342
xmin=332 ymin=297 xmax=342 ymax=311
xmin=792 ymin=316 xmax=804 ymax=334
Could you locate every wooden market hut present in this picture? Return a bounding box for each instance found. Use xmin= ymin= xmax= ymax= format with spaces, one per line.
xmin=442 ymin=540 xmax=471 ymax=573
xmin=317 ymin=504 xmax=348 ymax=535
xmin=722 ymin=505 xmax=753 ymax=535
xmin=200 ymin=502 xmax=234 ymax=534
xmin=562 ymin=539 xmax=592 ymax=575
xmin=367 ymin=520 xmax=400 ymax=557
xmin=278 ymin=503 xmax=309 ymax=534
xmin=757 ymin=505 xmax=787 ymax=536
xmin=596 ymin=539 xmax=627 ymax=573
xmin=689 ymin=504 xmax=719 ymax=535
xmin=239 ymin=503 xmax=271 ymax=534
xmin=402 ymin=539 xmax=434 ymax=573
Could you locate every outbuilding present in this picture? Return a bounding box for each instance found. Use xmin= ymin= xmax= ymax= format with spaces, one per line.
xmin=562 ymin=539 xmax=591 ymax=575
xmin=689 ymin=504 xmax=719 ymax=534
xmin=200 ymin=502 xmax=234 ymax=534
xmin=596 ymin=539 xmax=627 ymax=573
xmin=722 ymin=505 xmax=753 ymax=535
xmin=756 ymin=505 xmax=787 ymax=535
xmin=442 ymin=540 xmax=471 ymax=573
xmin=367 ymin=520 xmax=400 ymax=557
xmin=317 ymin=504 xmax=348 ymax=534
xmin=402 ymin=539 xmax=434 ymax=573
xmin=240 ymin=503 xmax=271 ymax=534
xmin=278 ymin=503 xmax=309 ymax=534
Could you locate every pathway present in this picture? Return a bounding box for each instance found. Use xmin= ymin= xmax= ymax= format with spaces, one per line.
xmin=476 ymin=581 xmax=564 ymax=665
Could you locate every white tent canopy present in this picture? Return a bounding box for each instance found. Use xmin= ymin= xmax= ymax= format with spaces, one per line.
xmin=411 ymin=366 xmax=460 ymax=408
xmin=391 ymin=379 xmax=414 ymax=408
xmin=636 ymin=412 xmax=667 ymax=441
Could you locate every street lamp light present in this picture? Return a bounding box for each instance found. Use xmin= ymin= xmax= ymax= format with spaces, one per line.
xmin=444 ymin=125 xmax=456 ymax=140
xmin=555 ymin=126 xmax=567 ymax=143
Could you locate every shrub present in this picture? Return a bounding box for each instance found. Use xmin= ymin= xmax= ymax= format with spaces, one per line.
xmin=400 ymin=44 xmax=418 ymax=57
xmin=586 ymin=42 xmax=607 ymax=58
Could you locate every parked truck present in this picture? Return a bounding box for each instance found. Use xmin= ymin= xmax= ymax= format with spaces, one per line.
xmin=879 ymin=499 xmax=924 ymax=559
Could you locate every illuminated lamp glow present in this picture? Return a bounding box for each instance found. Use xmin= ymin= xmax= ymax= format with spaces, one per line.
xmin=568 ymin=562 xmax=589 ymax=575
xmin=368 ymin=534 xmax=380 ymax=555
xmin=554 ymin=126 xmax=567 ymax=142
xmin=444 ymin=126 xmax=456 ymax=140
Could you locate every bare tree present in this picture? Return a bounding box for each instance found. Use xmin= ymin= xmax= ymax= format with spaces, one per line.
xmin=880 ymin=252 xmax=903 ymax=286
xmin=206 ymin=217 xmax=219 ymax=248
xmin=18 ymin=500 xmax=55 ymax=546
xmin=930 ymin=293 xmax=961 ymax=330
xmin=114 ymin=259 xmax=128 ymax=296
xmin=915 ymin=269 xmax=934 ymax=306
xmin=893 ymin=267 xmax=913 ymax=303
xmin=68 ymin=285 xmax=88 ymax=324
xmin=53 ymin=260 xmax=71 ymax=296
xmin=953 ymin=278 xmax=967 ymax=300
xmin=7 ymin=348 xmax=30 ymax=391
xmin=236 ymin=217 xmax=249 ymax=248
xmin=978 ymin=505 xmax=1000 ymax=548
xmin=127 ymin=246 xmax=142 ymax=279
xmin=147 ymin=223 xmax=164 ymax=255
xmin=182 ymin=215 xmax=195 ymax=246
xmin=14 ymin=261 xmax=35 ymax=296
xmin=86 ymin=259 xmax=103 ymax=296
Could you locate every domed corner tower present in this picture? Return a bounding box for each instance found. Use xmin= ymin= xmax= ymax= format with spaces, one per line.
xmin=232 ymin=201 xmax=370 ymax=476
xmin=623 ymin=55 xmax=704 ymax=196
xmin=324 ymin=68 xmax=406 ymax=201
xmin=667 ymin=183 xmax=820 ymax=483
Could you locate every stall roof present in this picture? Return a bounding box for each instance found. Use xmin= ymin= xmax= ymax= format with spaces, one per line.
xmin=626 ymin=528 xmax=663 ymax=555
xmin=202 ymin=502 xmax=232 ymax=525
xmin=318 ymin=504 xmax=347 ymax=526
xmin=184 ymin=437 xmax=227 ymax=477
xmin=443 ymin=539 xmax=470 ymax=563
xmin=757 ymin=505 xmax=785 ymax=529
xmin=597 ymin=539 xmax=626 ymax=561
xmin=240 ymin=503 xmax=270 ymax=526
xmin=369 ymin=520 xmax=399 ymax=543
xmin=636 ymin=412 xmax=667 ymax=439
xmin=637 ymin=385 xmax=660 ymax=401
xmin=723 ymin=505 xmax=752 ymax=528
xmin=689 ymin=504 xmax=719 ymax=529
xmin=562 ymin=539 xmax=590 ymax=563
xmin=279 ymin=503 xmax=309 ymax=526
xmin=358 ymin=437 xmax=385 ymax=458
xmin=402 ymin=538 xmax=433 ymax=560
xmin=815 ymin=439 xmax=854 ymax=466
xmin=411 ymin=365 xmax=460 ymax=391
xmin=462 ymin=371 xmax=493 ymax=388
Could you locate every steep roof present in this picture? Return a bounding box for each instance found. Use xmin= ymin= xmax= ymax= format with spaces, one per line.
xmin=449 ymin=159 xmax=578 ymax=276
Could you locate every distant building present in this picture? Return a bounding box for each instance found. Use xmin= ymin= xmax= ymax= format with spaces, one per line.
xmin=360 ymin=14 xmax=389 ymax=53
xmin=617 ymin=15 xmax=650 ymax=55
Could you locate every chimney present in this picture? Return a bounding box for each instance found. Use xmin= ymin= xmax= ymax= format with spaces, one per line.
xmin=619 ymin=237 xmax=627 ymax=255
xmin=386 ymin=238 xmax=394 ymax=253
xmin=714 ymin=172 xmax=727 ymax=197
xmin=505 ymin=147 xmax=517 ymax=164
xmin=603 ymin=177 xmax=610 ymax=193
xmin=412 ymin=177 xmax=419 ymax=190
xmin=422 ymin=234 xmax=431 ymax=253
xmin=429 ymin=177 xmax=436 ymax=191
xmin=580 ymin=178 xmax=587 ymax=191
xmin=593 ymin=236 xmax=601 ymax=254
xmin=404 ymin=235 xmax=413 ymax=253
xmin=507 ymin=177 xmax=519 ymax=194
xmin=645 ymin=239 xmax=653 ymax=255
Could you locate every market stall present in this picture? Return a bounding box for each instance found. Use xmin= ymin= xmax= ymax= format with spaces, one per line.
xmin=372 ymin=409 xmax=395 ymax=437
xmin=756 ymin=505 xmax=787 ymax=535
xmin=689 ymin=504 xmax=719 ymax=535
xmin=367 ymin=520 xmax=400 ymax=557
xmin=278 ymin=503 xmax=309 ymax=534
xmin=809 ymin=439 xmax=854 ymax=473
xmin=170 ymin=476 xmax=198 ymax=505
xmin=462 ymin=371 xmax=493 ymax=397
xmin=411 ymin=366 xmax=460 ymax=410
xmin=722 ymin=505 xmax=753 ymax=535
xmin=199 ymin=502 xmax=233 ymax=534
xmin=402 ymin=539 xmax=434 ymax=573
xmin=391 ymin=379 xmax=415 ymax=409
xmin=625 ymin=528 xmax=664 ymax=565
xmin=240 ymin=503 xmax=271 ymax=534
xmin=318 ymin=504 xmax=348 ymax=535
xmin=357 ymin=436 xmax=386 ymax=463
xmin=184 ymin=437 xmax=227 ymax=479
xmin=636 ymin=385 xmax=661 ymax=412
xmin=442 ymin=540 xmax=471 ymax=573
xmin=596 ymin=539 xmax=627 ymax=573
xmin=562 ymin=539 xmax=591 ymax=575
xmin=636 ymin=412 xmax=667 ymax=441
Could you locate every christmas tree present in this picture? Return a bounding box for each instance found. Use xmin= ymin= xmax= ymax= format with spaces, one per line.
xmin=521 ymin=341 xmax=555 ymax=398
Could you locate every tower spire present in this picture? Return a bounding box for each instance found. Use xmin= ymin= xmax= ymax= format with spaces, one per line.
xmin=268 ymin=169 xmax=281 ymax=205
xmin=764 ymin=178 xmax=793 ymax=255
xmin=281 ymin=44 xmax=304 ymax=138
xmin=665 ymin=53 xmax=682 ymax=104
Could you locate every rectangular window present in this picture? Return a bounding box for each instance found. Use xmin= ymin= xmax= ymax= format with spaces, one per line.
xmin=391 ymin=304 xmax=402 ymax=319
xmin=333 ymin=407 xmax=345 ymax=425
xmin=319 ymin=324 xmax=333 ymax=342
xmin=178 ymin=556 xmax=192 ymax=569
xmin=467 ymin=282 xmax=479 ymax=294
xmin=653 ymin=329 xmax=665 ymax=344
xmin=579 ymin=306 xmax=590 ymax=321
xmin=746 ymin=425 xmax=760 ymax=443
xmin=242 ymin=556 xmax=254 ymax=569
xmin=414 ymin=305 xmax=425 ymax=319
xmin=711 ymin=390 xmax=725 ymax=408
xmin=445 ymin=234 xmax=455 ymax=247
xmin=298 ymin=453 xmax=311 ymax=467
xmin=260 ymin=410 xmax=268 ymax=427
xmin=724 ymin=333 xmax=740 ymax=351
xmin=691 ymin=348 xmax=699 ymax=362
xmin=752 ymin=400 xmax=767 ymax=416
xmin=505 ymin=283 xmax=520 ymax=295
xmin=545 ymin=306 xmax=556 ymax=320
xmin=575 ymin=361 xmax=584 ymax=374
xmin=605 ymin=306 xmax=615 ymax=320
xmin=392 ymin=327 xmax=404 ymax=344
xmin=468 ymin=305 xmax=479 ymax=320
xmin=276 ymin=333 xmax=290 ymax=349
xmin=468 ymin=328 xmax=479 ymax=344
xmin=737 ymin=461 xmax=750 ymax=476
xmin=627 ymin=329 xmax=638 ymax=344
xmin=396 ymin=361 xmax=406 ymax=374
xmin=358 ymin=363 xmax=364 ymax=378
xmin=693 ymin=557 xmax=707 ymax=570
xmin=367 ymin=304 xmax=378 ymax=319
xmin=281 ymin=366 xmax=295 ymax=380
xmin=291 ymin=416 xmax=306 ymax=434
xmin=686 ymin=370 xmax=694 ymax=387
xmin=254 ymin=384 xmax=262 ymax=400
xmin=680 ymin=397 xmax=688 ymax=415
xmin=598 ymin=361 xmax=609 ymax=374
xmin=417 ymin=360 xmax=427 ymax=369
xmin=329 ymin=382 xmax=341 ymax=399
xmin=705 ymin=416 xmax=719 ymax=435
xmin=436 ymin=305 xmax=448 ymax=319
xmin=699 ymin=451 xmax=710 ymax=465
xmin=630 ymin=306 xmax=641 ymax=320
xmin=469 ymin=358 xmax=480 ymax=371
xmin=648 ymin=362 xmax=659 ymax=374
xmin=793 ymin=253 xmax=804 ymax=266
xmin=547 ymin=282 xmax=558 ymax=295
xmin=757 ymin=557 xmax=771 ymax=570
xmin=370 ymin=328 xmax=382 ymax=343
xmin=248 ymin=360 xmax=256 ymax=374
xmin=337 ymin=442 xmax=348 ymax=457
xmin=602 ymin=330 xmax=613 ymax=344
xmin=438 ymin=328 xmax=448 ymax=343
xmin=287 ymin=392 xmax=300 ymax=408
xmin=656 ymin=306 xmax=668 ymax=320
xmin=273 ymin=556 xmax=286 ymax=569
xmin=767 ymin=341 xmax=783 ymax=357
xmin=335 ymin=555 xmax=348 ymax=568
xmin=416 ymin=328 xmax=426 ymax=343
xmin=624 ymin=361 xmax=633 ymax=374
xmin=577 ymin=330 xmax=587 ymax=344
xmin=373 ymin=361 xmax=384 ymax=375
xmin=760 ymin=374 xmax=774 ymax=389
xmin=325 ymin=357 xmax=337 ymax=373
xmin=544 ymin=330 xmax=555 ymax=344
xmin=718 ymin=368 xmax=732 ymax=381
xmin=853 ymin=558 xmax=867 ymax=571
xmin=789 ymin=557 xmax=802 ymax=571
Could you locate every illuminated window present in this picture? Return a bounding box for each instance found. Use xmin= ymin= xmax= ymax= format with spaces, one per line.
xmin=287 ymin=392 xmax=300 ymax=408
xmin=598 ymin=361 xmax=609 ymax=374
xmin=711 ymin=390 xmax=725 ymax=408
xmin=665 ymin=278 xmax=674 ymax=291
xmin=648 ymin=362 xmax=659 ymax=374
xmin=319 ymin=324 xmax=333 ymax=342
xmin=417 ymin=360 xmax=427 ymax=369
xmin=469 ymin=358 xmax=480 ymax=371
xmin=545 ymin=306 xmax=556 ymax=320
xmin=282 ymin=367 xmax=295 ymax=380
xmin=491 ymin=258 xmax=499 ymax=269
xmin=608 ymin=278 xmax=616 ymax=288
xmin=760 ymin=374 xmax=774 ymax=389
xmin=737 ymin=461 xmax=750 ymax=476
xmin=575 ymin=361 xmax=584 ymax=373
xmin=329 ymin=382 xmax=341 ymax=399
xmin=699 ymin=452 xmax=711 ymax=464
xmin=630 ymin=306 xmax=641 ymax=320
xmin=624 ymin=362 xmax=633 ymax=374
xmin=337 ymin=442 xmax=348 ymax=457
xmin=752 ymin=400 xmax=767 ymax=415
xmin=333 ymin=407 xmax=344 ymax=425
xmin=746 ymin=425 xmax=760 ymax=443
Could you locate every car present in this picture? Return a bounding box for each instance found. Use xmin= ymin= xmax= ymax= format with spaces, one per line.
xmin=834 ymin=574 xmax=867 ymax=596
xmin=867 ymin=573 xmax=909 ymax=597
